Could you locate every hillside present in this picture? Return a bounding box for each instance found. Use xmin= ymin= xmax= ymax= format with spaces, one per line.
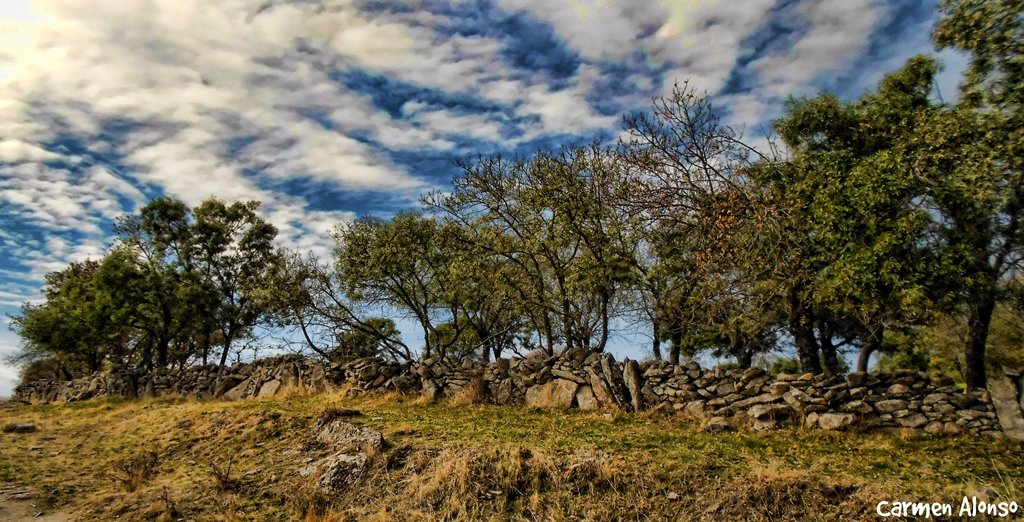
xmin=1 ymin=389 xmax=1022 ymax=521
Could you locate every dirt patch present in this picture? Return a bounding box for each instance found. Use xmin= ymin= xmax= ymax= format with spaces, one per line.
xmin=0 ymin=484 xmax=76 ymax=522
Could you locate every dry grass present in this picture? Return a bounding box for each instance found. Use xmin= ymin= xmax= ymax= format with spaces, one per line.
xmin=446 ymin=378 xmax=487 ymax=406
xmin=0 ymin=392 xmax=1021 ymax=521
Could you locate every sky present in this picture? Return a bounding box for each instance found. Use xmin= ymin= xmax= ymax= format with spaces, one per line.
xmin=0 ymin=0 xmax=970 ymax=398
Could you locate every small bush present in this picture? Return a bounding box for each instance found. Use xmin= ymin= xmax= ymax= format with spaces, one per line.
xmin=113 ymin=451 xmax=159 ymax=492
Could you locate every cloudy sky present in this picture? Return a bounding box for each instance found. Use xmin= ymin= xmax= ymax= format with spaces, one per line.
xmin=0 ymin=0 xmax=968 ymax=397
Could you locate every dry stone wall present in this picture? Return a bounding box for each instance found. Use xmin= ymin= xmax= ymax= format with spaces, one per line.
xmin=12 ymin=347 xmax=1019 ymax=439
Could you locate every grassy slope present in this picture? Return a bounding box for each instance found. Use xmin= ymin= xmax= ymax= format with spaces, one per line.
xmin=0 ymin=389 xmax=1021 ymax=521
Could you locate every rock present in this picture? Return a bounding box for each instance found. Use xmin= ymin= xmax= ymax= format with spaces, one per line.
xmin=622 ymin=360 xmax=644 ymax=412
xmin=748 ymin=404 xmax=791 ymax=421
xmin=805 ymin=412 xmax=820 ymax=428
xmin=279 ymin=364 xmax=299 ymax=389
xmin=924 ymin=421 xmax=945 ymax=435
xmin=769 ymin=382 xmax=790 ymax=397
xmin=897 ymin=413 xmax=929 ymax=429
xmin=312 ymin=416 xmax=385 ymax=452
xmin=422 ymin=379 xmax=442 ymax=400
xmin=988 ymin=375 xmax=1024 ymax=441
xmin=300 ymin=453 xmax=368 ymax=492
xmin=684 ymin=400 xmax=709 ymax=419
xmin=886 ymin=384 xmax=910 ymax=395
xmin=732 ymin=393 xmax=776 ymax=409
xmin=817 ymin=413 xmax=855 ymax=431
xmin=702 ymin=416 xmax=730 ymax=432
xmin=213 ymin=375 xmax=244 ymax=396
xmin=224 ymin=379 xmax=252 ymax=401
xmin=575 ymin=386 xmax=599 ymax=410
xmin=584 ymin=367 xmax=617 ymax=408
xmin=874 ymin=399 xmax=908 ymax=414
xmin=525 ymin=379 xmax=579 ymax=409
xmin=942 ymin=422 xmax=962 ymax=435
xmin=551 ymin=368 xmax=586 ymax=384
xmin=2 ymin=423 xmax=36 ymax=433
xmin=257 ymin=380 xmax=281 ymax=398
xmin=846 ymin=372 xmax=868 ymax=387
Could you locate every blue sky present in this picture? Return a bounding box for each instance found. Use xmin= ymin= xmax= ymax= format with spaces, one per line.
xmin=0 ymin=0 xmax=969 ymax=396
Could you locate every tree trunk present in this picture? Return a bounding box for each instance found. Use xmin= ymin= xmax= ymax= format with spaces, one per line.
xmin=857 ymin=317 xmax=884 ymax=373
xmin=965 ymin=291 xmax=996 ymax=391
xmin=788 ymin=289 xmax=821 ymax=375
xmin=669 ymin=327 xmax=681 ymax=365
xmin=817 ymin=321 xmax=842 ymax=376
xmin=651 ymin=317 xmax=663 ymax=361
xmin=596 ymin=285 xmax=610 ymax=352
xmin=737 ymin=345 xmax=753 ymax=369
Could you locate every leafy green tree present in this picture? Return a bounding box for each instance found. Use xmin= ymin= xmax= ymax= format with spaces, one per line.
xmin=931 ymin=0 xmax=1024 ymax=389
xmin=764 ymin=56 xmax=945 ymax=373
xmin=9 ymin=260 xmax=128 ymax=378
xmin=189 ymin=199 xmax=280 ymax=374
xmin=426 ymin=145 xmax=637 ymax=355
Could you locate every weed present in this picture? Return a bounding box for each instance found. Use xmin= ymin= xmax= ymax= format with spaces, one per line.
xmin=112 ymin=450 xmax=159 ymax=492
xmin=207 ymin=451 xmax=240 ymax=491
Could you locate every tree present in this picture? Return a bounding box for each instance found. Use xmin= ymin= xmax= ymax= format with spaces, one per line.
xmin=932 ymin=0 xmax=1024 ymax=389
xmin=764 ymin=57 xmax=945 ymax=373
xmin=9 ymin=260 xmax=128 ymax=378
xmin=425 ymin=145 xmax=637 ymax=356
xmin=188 ymin=199 xmax=280 ymax=376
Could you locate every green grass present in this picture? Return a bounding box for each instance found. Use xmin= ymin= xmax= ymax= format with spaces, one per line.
xmin=0 ymin=390 xmax=1021 ymax=521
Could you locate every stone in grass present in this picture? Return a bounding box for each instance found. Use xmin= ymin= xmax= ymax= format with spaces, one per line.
xmin=2 ymin=423 xmax=36 ymax=434
xmin=816 ymin=413 xmax=856 ymax=431
xmin=312 ymin=413 xmax=385 ymax=452
xmin=299 ymin=453 xmax=368 ymax=493
xmin=702 ymin=416 xmax=730 ymax=433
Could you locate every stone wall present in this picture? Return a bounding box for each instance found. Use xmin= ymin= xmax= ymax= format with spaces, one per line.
xmin=12 ymin=348 xmax=1016 ymax=438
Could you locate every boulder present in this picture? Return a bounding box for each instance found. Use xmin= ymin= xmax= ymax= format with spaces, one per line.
xmin=897 ymin=413 xmax=929 ymax=429
xmin=583 ymin=367 xmax=617 ymax=408
xmin=748 ymin=404 xmax=792 ymax=421
xmin=224 ymin=378 xmax=252 ymax=401
xmin=257 ymin=380 xmax=281 ymax=398
xmin=817 ymin=413 xmax=855 ymax=431
xmin=622 ymin=360 xmax=644 ymax=412
xmin=299 ymin=453 xmax=368 ymax=492
xmin=702 ymin=416 xmax=730 ymax=433
xmin=874 ymin=399 xmax=908 ymax=414
xmin=312 ymin=416 xmax=385 ymax=452
xmin=988 ymin=375 xmax=1024 ymax=441
xmin=684 ymin=400 xmax=709 ymax=419
xmin=525 ymin=379 xmax=579 ymax=409
xmin=422 ymin=379 xmax=442 ymax=400
xmin=575 ymin=385 xmax=599 ymax=410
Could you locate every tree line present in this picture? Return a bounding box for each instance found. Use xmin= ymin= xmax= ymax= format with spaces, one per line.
xmin=10 ymin=0 xmax=1024 ymax=391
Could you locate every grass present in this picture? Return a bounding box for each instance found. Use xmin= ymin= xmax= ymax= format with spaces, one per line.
xmin=0 ymin=390 xmax=1021 ymax=521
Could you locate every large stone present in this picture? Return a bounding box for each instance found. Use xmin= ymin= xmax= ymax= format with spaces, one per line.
xmin=817 ymin=413 xmax=856 ymax=431
xmin=988 ymin=375 xmax=1024 ymax=441
xmin=525 ymin=379 xmax=579 ymax=409
xmin=279 ymin=364 xmax=299 ymax=389
xmin=224 ymin=378 xmax=252 ymax=401
xmin=874 ymin=399 xmax=908 ymax=414
xmin=422 ymin=379 xmax=442 ymax=400
xmin=702 ymin=416 xmax=730 ymax=432
xmin=897 ymin=413 xmax=928 ymax=429
xmin=257 ymin=379 xmax=281 ymax=398
xmin=622 ymin=360 xmax=644 ymax=412
xmin=748 ymin=403 xmax=792 ymax=421
xmin=684 ymin=400 xmax=709 ymax=419
xmin=575 ymin=385 xmax=599 ymax=410
xmin=299 ymin=453 xmax=368 ymax=492
xmin=313 ymin=415 xmax=385 ymax=452
xmin=584 ymin=367 xmax=617 ymax=407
